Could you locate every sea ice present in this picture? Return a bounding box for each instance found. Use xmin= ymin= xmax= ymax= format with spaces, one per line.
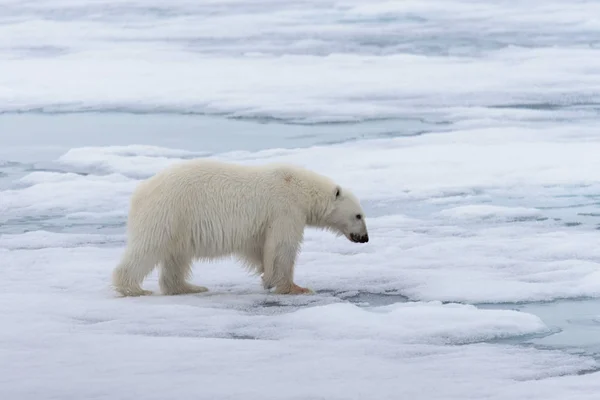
xmin=2 ymin=1 xmax=600 ymax=398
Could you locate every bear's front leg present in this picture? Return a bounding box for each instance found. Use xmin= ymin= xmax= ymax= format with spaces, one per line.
xmin=262 ymin=218 xmax=313 ymax=295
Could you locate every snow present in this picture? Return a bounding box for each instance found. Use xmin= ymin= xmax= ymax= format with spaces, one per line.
xmin=437 ymin=205 xmax=544 ymax=222
xmin=2 ymin=0 xmax=600 ymax=123
xmin=2 ymin=331 xmax=597 ymax=400
xmin=3 ymin=132 xmax=600 ymax=398
xmin=1 ymin=244 xmax=599 ymax=400
xmin=3 ymin=0 xmax=600 ymax=398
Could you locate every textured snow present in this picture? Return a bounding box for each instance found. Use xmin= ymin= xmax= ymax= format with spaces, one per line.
xmin=3 ymin=134 xmax=600 ymax=398
xmin=13 ymin=131 xmax=598 ymax=305
xmin=2 ymin=0 xmax=600 ymax=399
xmin=2 ymin=0 xmax=600 ymax=123
xmin=0 ymin=243 xmax=599 ymax=400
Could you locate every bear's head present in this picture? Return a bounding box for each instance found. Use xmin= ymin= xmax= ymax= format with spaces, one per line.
xmin=323 ymin=186 xmax=369 ymax=244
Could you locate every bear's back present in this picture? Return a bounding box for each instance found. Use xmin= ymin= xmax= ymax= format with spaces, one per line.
xmin=128 ymin=159 xmax=322 ymax=253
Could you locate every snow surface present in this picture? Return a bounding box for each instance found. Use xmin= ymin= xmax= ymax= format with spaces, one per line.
xmin=3 ymin=131 xmax=600 ymax=399
xmin=2 ymin=0 xmax=600 ymax=123
xmin=2 ymin=0 xmax=600 ymax=399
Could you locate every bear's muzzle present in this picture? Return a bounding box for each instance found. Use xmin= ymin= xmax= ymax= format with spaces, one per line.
xmin=349 ymin=233 xmax=369 ymax=243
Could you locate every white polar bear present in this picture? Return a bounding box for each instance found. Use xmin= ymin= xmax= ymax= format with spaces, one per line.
xmin=111 ymin=159 xmax=369 ymax=297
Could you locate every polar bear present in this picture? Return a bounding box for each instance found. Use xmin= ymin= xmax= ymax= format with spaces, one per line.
xmin=111 ymin=159 xmax=369 ymax=297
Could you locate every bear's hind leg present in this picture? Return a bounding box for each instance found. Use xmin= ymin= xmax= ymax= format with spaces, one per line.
xmin=159 ymin=253 xmax=208 ymax=295
xmin=112 ymin=247 xmax=156 ymax=297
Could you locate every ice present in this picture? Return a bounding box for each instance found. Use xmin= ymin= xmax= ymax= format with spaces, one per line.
xmin=3 ymin=0 xmax=600 ymax=398
xmin=0 ymin=171 xmax=136 ymax=219
xmin=2 ymin=1 xmax=600 ymax=123
xmin=3 ymin=47 xmax=600 ymax=124
xmin=56 ymin=145 xmax=206 ymax=178
xmin=0 ymin=230 xmax=124 ymax=250
xmin=437 ymin=205 xmax=544 ymax=222
xmin=1 ymin=245 xmax=599 ymax=400
xmin=4 ymin=129 xmax=600 ymax=304
xmin=0 ymin=245 xmax=550 ymax=343
xmin=3 ymin=130 xmax=600 ymax=397
xmin=1 ymin=330 xmax=597 ymax=400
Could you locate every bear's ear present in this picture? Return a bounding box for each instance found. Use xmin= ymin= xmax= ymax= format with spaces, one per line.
xmin=334 ymin=186 xmax=341 ymax=199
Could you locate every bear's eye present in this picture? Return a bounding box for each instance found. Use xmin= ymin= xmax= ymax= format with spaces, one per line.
xmin=355 ymin=214 xmax=362 ymax=220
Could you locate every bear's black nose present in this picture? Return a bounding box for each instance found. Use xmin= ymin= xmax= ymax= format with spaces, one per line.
xmin=350 ymin=233 xmax=369 ymax=243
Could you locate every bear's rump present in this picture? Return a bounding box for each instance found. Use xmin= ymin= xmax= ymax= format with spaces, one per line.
xmin=127 ymin=162 xmax=283 ymax=257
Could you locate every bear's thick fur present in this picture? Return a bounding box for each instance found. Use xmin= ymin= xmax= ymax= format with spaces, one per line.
xmin=112 ymin=159 xmax=369 ymax=296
